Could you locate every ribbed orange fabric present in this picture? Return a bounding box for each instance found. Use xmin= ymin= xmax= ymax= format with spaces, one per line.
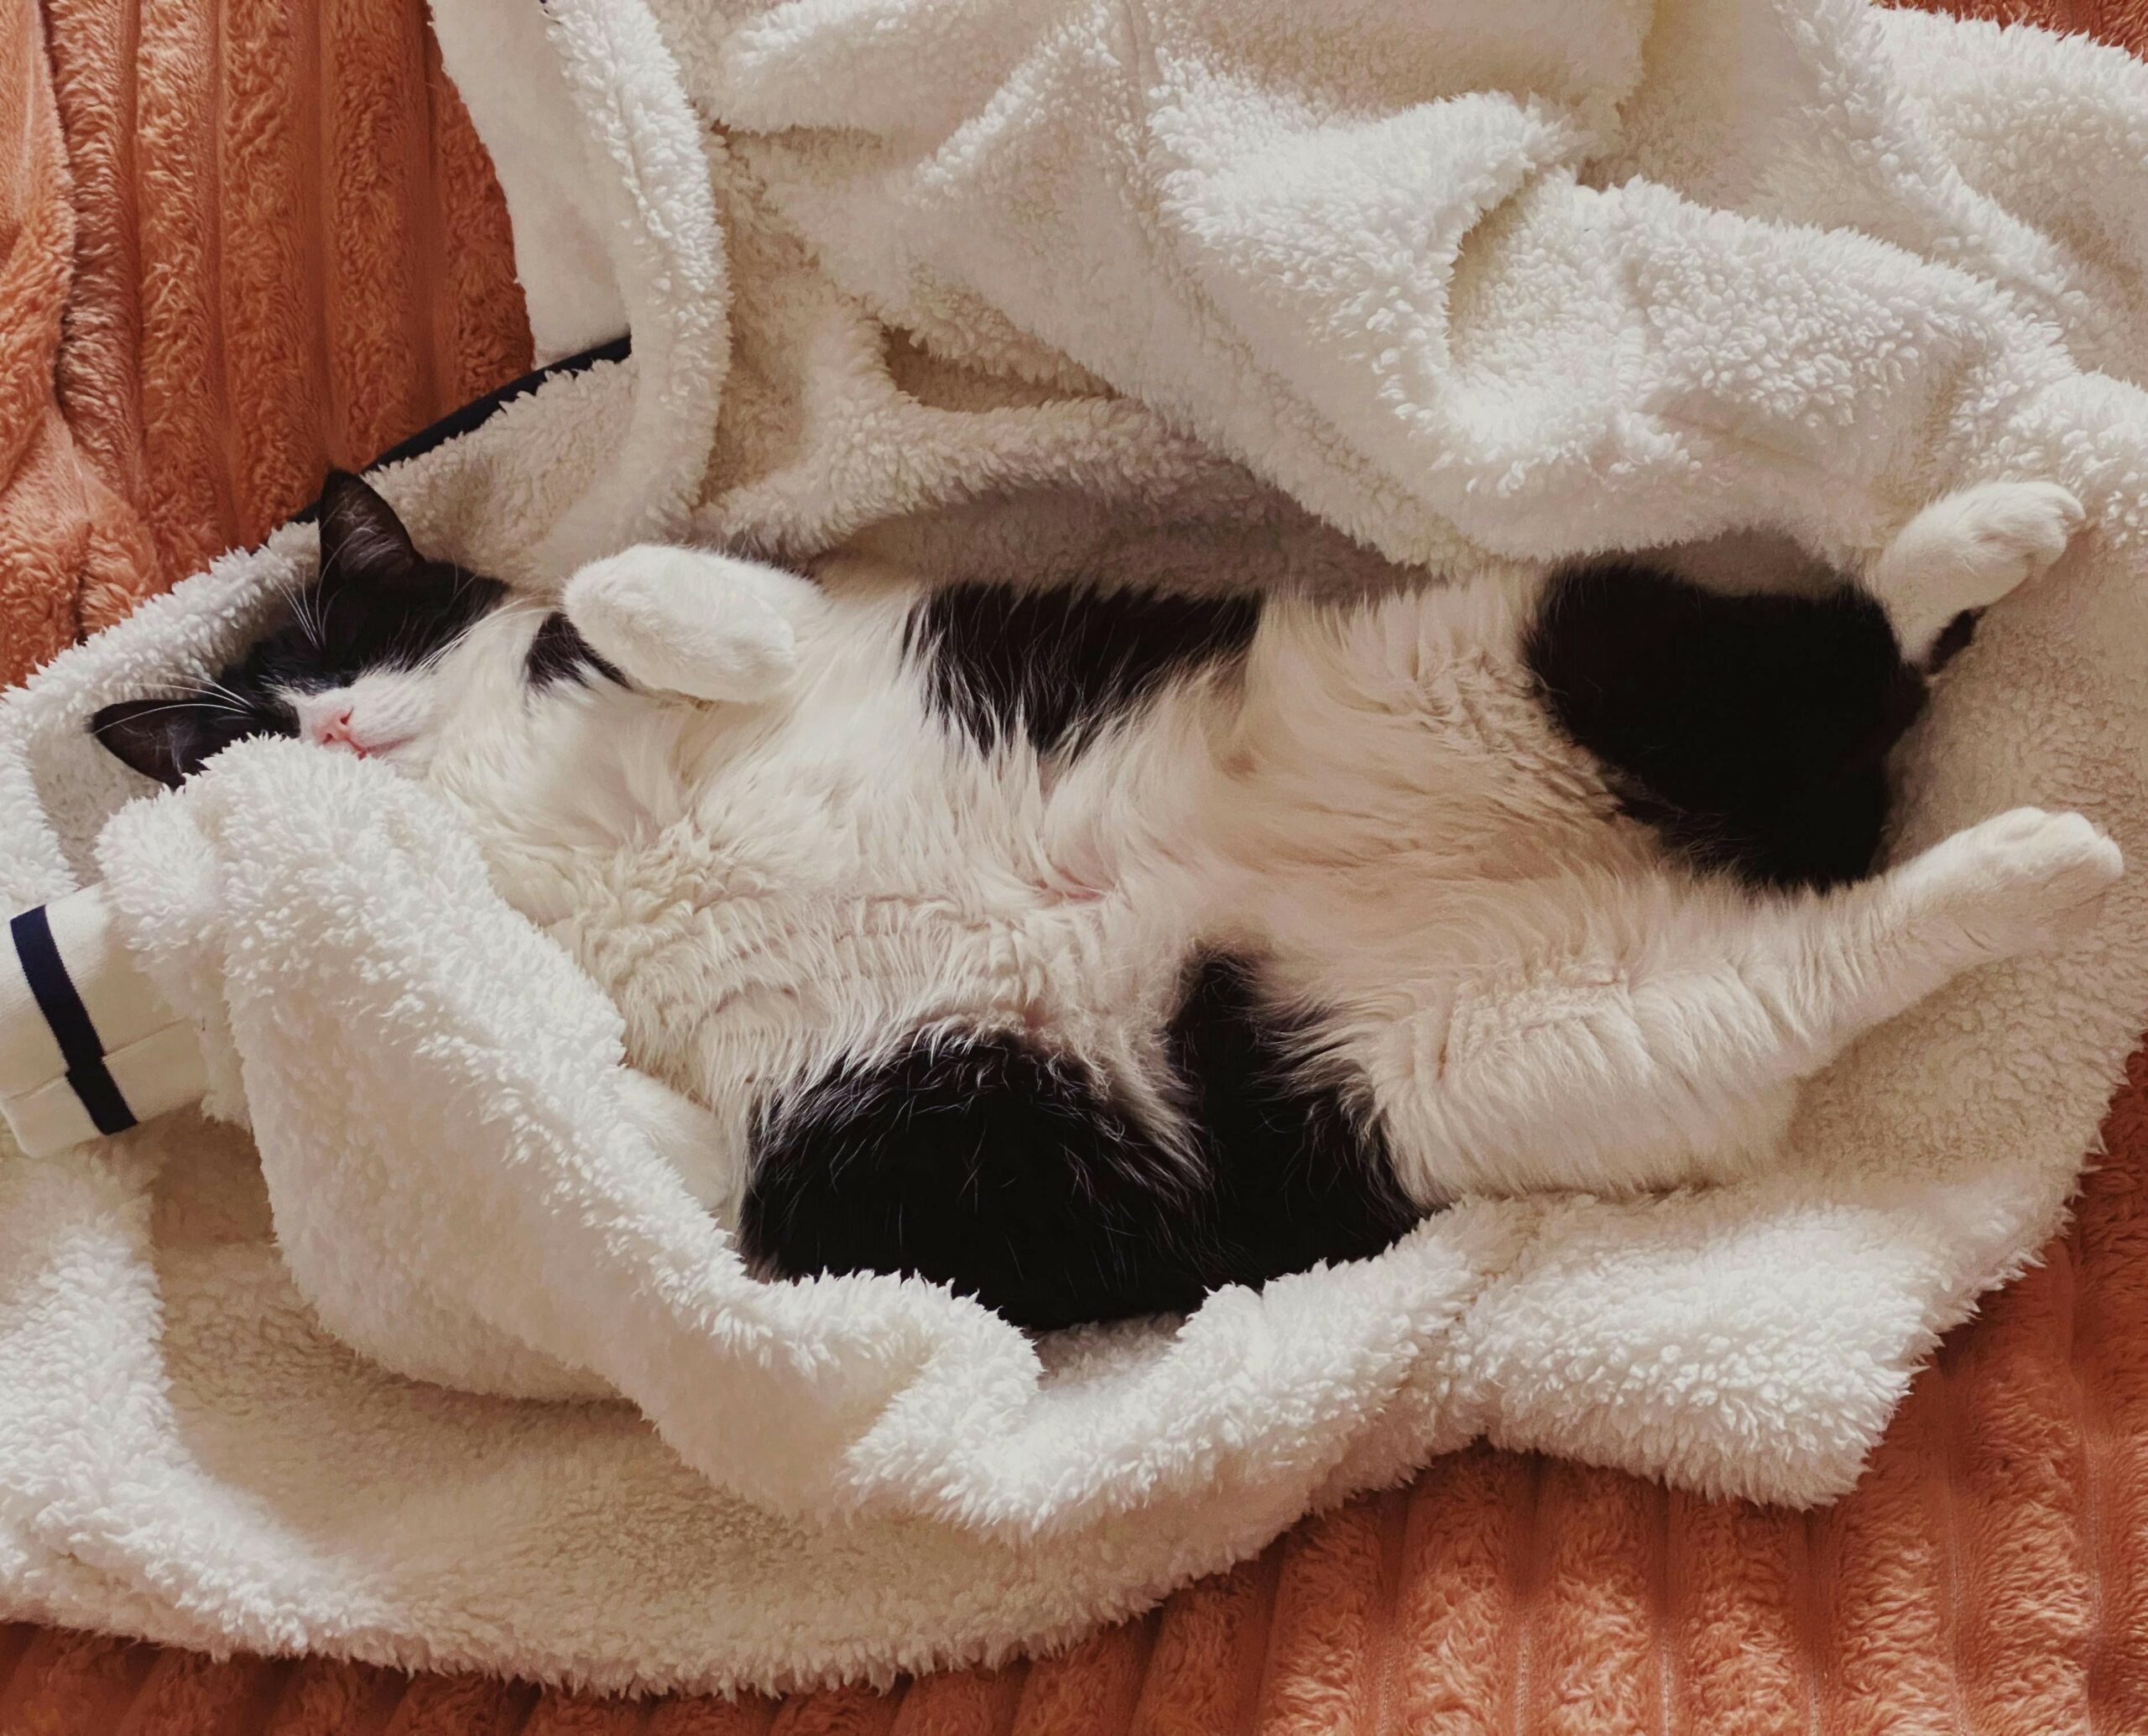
xmin=6 ymin=1 xmax=2148 ymax=1731
xmin=0 ymin=0 xmax=154 ymax=687
xmin=8 ymin=0 xmax=531 ymax=666
xmin=321 ymin=0 xmax=430 ymax=470
xmin=40 ymin=0 xmax=163 ymax=643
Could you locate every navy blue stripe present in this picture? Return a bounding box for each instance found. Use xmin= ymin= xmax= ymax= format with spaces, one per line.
xmin=9 ymin=907 xmax=135 ymax=1136
xmin=287 ymin=333 xmax=633 ymax=524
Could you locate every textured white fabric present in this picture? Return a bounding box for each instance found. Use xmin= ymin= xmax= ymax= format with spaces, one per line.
xmin=1 ymin=0 xmax=2146 ymax=1696
xmin=0 ymin=885 xmax=206 ymax=1156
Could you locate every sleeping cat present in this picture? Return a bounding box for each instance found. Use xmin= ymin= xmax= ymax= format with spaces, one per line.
xmin=91 ymin=472 xmax=2120 ymax=1329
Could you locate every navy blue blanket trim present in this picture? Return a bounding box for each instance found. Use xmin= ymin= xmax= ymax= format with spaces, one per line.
xmin=288 ymin=332 xmax=633 ymax=524
xmin=10 ymin=907 xmax=135 ymax=1136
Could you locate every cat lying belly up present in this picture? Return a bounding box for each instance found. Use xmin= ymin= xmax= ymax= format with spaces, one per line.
xmin=92 ymin=474 xmax=2118 ymax=1330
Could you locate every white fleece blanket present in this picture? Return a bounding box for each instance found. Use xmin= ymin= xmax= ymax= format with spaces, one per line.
xmin=3 ymin=0 xmax=2148 ymax=1695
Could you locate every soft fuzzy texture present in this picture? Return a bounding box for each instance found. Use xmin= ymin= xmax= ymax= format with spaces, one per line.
xmin=7 ymin=0 xmax=2148 ymax=1699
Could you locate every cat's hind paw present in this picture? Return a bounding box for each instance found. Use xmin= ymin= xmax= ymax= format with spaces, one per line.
xmin=1872 ymin=481 xmax=2086 ymax=665
xmin=1899 ymin=806 xmax=2122 ymax=961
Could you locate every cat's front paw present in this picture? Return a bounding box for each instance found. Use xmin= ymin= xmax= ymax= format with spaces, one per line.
xmin=1900 ymin=806 xmax=2122 ymax=959
xmin=565 ymin=546 xmax=815 ymax=705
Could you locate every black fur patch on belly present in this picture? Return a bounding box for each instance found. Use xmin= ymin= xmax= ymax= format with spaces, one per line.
xmin=906 ymin=582 xmax=1260 ymax=758
xmin=1165 ymin=954 xmax=1420 ymax=1288
xmin=1525 ymin=561 xmax=1929 ymax=890
xmin=738 ymin=1032 xmax=1212 ymax=1329
xmin=738 ymin=955 xmax=1418 ymax=1331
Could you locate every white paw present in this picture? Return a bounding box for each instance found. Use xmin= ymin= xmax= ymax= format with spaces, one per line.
xmin=1931 ymin=480 xmax=2084 ymax=597
xmin=1871 ymin=482 xmax=2086 ymax=663
xmin=1900 ymin=806 xmax=2122 ymax=959
xmin=564 ymin=546 xmax=815 ymax=705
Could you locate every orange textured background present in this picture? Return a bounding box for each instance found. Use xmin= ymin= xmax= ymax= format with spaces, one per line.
xmin=3 ymin=0 xmax=529 ymax=688
xmin=3 ymin=0 xmax=2148 ymax=1731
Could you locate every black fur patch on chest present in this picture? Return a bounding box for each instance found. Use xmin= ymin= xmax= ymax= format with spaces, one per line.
xmin=906 ymin=581 xmax=1260 ymax=757
xmin=1525 ymin=561 xmax=1929 ymax=891
xmin=737 ymin=954 xmax=1417 ymax=1332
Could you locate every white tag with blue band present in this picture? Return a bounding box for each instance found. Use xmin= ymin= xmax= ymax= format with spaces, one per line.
xmin=0 ymin=886 xmax=207 ymax=1156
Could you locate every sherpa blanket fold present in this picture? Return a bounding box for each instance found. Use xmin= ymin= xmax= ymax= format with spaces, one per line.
xmin=3 ymin=0 xmax=2148 ymax=1694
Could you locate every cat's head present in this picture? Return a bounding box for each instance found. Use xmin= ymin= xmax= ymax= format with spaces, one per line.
xmin=91 ymin=472 xmax=538 ymax=788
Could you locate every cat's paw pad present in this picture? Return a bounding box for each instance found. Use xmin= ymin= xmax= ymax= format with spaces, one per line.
xmin=1906 ymin=806 xmax=2121 ymax=957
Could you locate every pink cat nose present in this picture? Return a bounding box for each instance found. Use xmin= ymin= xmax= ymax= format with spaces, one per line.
xmin=313 ymin=708 xmax=362 ymax=753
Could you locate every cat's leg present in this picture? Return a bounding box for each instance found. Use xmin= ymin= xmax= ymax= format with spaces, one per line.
xmin=1379 ymin=807 xmax=2120 ymax=1200
xmin=1867 ymin=481 xmax=2084 ymax=665
xmin=564 ymin=546 xmax=826 ymax=704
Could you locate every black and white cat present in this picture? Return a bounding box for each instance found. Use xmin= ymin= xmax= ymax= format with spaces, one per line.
xmin=92 ymin=472 xmax=2120 ymax=1329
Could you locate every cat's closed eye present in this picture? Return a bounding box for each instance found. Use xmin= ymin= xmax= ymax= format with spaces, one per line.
xmin=89 ymin=469 xmax=508 ymax=787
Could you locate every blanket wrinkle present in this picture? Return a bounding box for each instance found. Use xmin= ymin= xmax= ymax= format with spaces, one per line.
xmin=3 ymin=0 xmax=2148 ymax=1698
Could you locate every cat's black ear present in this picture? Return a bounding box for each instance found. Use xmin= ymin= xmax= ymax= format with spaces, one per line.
xmin=317 ymin=469 xmax=421 ymax=592
xmin=90 ymin=699 xmax=240 ymax=790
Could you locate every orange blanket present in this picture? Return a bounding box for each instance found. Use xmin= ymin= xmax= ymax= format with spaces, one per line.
xmin=3 ymin=0 xmax=2145 ymax=1731
xmin=0 ymin=0 xmax=529 ymax=687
